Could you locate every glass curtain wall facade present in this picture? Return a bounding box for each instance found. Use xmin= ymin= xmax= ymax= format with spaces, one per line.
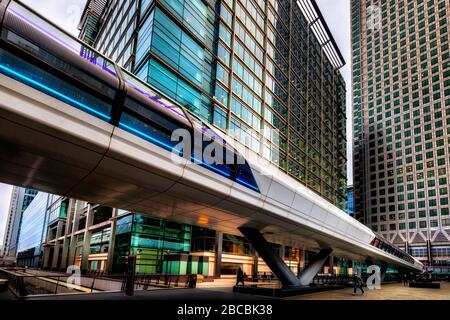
xmin=35 ymin=198 xmax=356 ymax=276
xmin=347 ymin=185 xmax=354 ymax=217
xmin=16 ymin=192 xmax=50 ymax=267
xmin=88 ymin=0 xmax=347 ymax=209
xmin=42 ymin=198 xmax=116 ymax=272
xmin=352 ymin=0 xmax=450 ymax=268
xmin=1 ymin=187 xmax=38 ymax=257
xmin=113 ymin=214 xmax=192 ymax=273
xmin=1 ymin=187 xmax=20 ymax=256
xmin=78 ymin=0 xmax=108 ymax=46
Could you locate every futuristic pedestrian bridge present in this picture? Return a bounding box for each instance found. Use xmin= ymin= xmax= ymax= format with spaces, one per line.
xmin=0 ymin=1 xmax=423 ymax=286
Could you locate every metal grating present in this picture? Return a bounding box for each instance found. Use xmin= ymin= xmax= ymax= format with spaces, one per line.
xmin=297 ymin=0 xmax=346 ymax=70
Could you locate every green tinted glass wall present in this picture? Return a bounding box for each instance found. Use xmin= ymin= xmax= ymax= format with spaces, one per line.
xmin=112 ymin=214 xmax=191 ymax=274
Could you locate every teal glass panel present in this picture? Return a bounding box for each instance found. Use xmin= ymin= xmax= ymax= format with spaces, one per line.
xmin=112 ymin=214 xmax=192 ymax=274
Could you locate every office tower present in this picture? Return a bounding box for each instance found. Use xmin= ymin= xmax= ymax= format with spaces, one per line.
xmin=352 ymin=0 xmax=450 ymax=268
xmin=16 ymin=192 xmax=51 ymax=267
xmin=41 ymin=198 xmax=305 ymax=276
xmin=1 ymin=187 xmax=38 ymax=257
xmin=81 ymin=0 xmax=348 ymax=209
xmin=48 ymin=0 xmax=349 ymax=276
xmin=0 ymin=0 xmax=424 ymax=281
xmin=347 ymin=185 xmax=354 ymax=217
xmin=78 ymin=0 xmax=108 ymax=46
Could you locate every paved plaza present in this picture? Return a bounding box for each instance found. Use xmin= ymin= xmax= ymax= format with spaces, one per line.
xmin=17 ymin=280 xmax=450 ymax=300
xmin=287 ymin=282 xmax=450 ymax=300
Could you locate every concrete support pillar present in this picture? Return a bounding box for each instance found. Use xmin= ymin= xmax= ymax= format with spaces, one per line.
xmin=279 ymin=245 xmax=287 ymax=275
xmin=51 ymin=221 xmax=64 ymax=270
xmin=279 ymin=245 xmax=285 ymax=259
xmin=43 ymin=204 xmax=58 ymax=270
xmin=299 ymin=248 xmax=306 ymax=275
xmin=67 ymin=206 xmax=81 ymax=268
xmin=42 ymin=247 xmax=50 ymax=269
xmin=72 ymin=204 xmax=81 ymax=234
xmin=252 ymin=253 xmax=259 ymax=280
xmin=81 ymin=204 xmax=94 ymax=273
xmin=214 ymin=231 xmax=223 ymax=279
xmin=59 ymin=199 xmax=73 ymax=271
xmin=329 ymin=255 xmax=334 ymax=275
xmin=105 ymin=209 xmax=118 ymax=274
xmin=67 ymin=234 xmax=77 ymax=269
xmin=279 ymin=245 xmax=286 ymax=272
xmin=427 ymin=240 xmax=433 ymax=267
xmin=60 ymin=237 xmax=70 ymax=271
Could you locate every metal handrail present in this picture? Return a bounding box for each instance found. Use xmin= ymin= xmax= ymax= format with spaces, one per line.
xmin=0 ymin=268 xmax=198 ymax=297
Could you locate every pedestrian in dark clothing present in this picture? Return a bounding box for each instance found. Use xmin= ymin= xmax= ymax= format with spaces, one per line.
xmin=403 ymin=274 xmax=408 ymax=286
xmin=353 ymin=275 xmax=365 ymax=295
xmin=236 ymin=268 xmax=245 ymax=286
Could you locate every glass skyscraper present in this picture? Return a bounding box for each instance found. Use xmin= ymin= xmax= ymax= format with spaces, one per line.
xmin=81 ymin=0 xmax=348 ymax=209
xmin=347 ymin=185 xmax=354 ymax=217
xmin=16 ymin=192 xmax=51 ymax=267
xmin=113 ymin=213 xmax=192 ymax=274
xmin=1 ymin=187 xmax=38 ymax=257
xmin=352 ymin=0 xmax=450 ymax=269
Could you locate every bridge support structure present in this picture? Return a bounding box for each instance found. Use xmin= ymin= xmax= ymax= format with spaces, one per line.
xmin=239 ymin=227 xmax=332 ymax=287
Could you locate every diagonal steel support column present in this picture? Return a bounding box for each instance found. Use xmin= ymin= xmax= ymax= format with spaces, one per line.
xmin=239 ymin=228 xmax=333 ymax=287
xmin=298 ymin=249 xmax=333 ymax=286
xmin=380 ymin=262 xmax=388 ymax=282
xmin=239 ymin=227 xmax=301 ymax=287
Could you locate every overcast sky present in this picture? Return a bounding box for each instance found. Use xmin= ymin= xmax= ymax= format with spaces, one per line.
xmin=316 ymin=0 xmax=353 ymax=184
xmin=0 ymin=0 xmax=352 ymax=243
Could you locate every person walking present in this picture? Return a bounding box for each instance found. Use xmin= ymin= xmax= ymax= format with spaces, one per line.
xmin=353 ymin=274 xmax=365 ymax=295
xmin=236 ymin=268 xmax=245 ymax=286
xmin=403 ymin=273 xmax=408 ymax=286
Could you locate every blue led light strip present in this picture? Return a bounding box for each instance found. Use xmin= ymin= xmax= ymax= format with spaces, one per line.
xmin=0 ymin=64 xmax=258 ymax=191
xmin=119 ymin=122 xmax=181 ymax=155
xmin=236 ymin=178 xmax=260 ymax=192
xmin=120 ymin=123 xmax=232 ymax=178
xmin=0 ymin=64 xmax=111 ymax=121
xmin=191 ymin=157 xmax=231 ymax=178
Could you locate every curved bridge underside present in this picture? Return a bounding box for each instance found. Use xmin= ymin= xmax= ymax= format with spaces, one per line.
xmin=0 ymin=73 xmax=423 ymax=272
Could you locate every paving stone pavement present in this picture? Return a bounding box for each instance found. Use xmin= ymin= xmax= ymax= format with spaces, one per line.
xmin=286 ymin=282 xmax=450 ymax=300
xmin=4 ymin=278 xmax=450 ymax=300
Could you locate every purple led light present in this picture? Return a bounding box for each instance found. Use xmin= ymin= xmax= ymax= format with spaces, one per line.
xmin=8 ymin=6 xmax=200 ymax=125
xmin=201 ymin=126 xmax=225 ymax=144
xmin=8 ymin=8 xmax=78 ymax=53
xmin=80 ymin=53 xmax=117 ymax=77
xmin=8 ymin=8 xmax=117 ymax=76
xmin=127 ymin=81 xmax=188 ymax=120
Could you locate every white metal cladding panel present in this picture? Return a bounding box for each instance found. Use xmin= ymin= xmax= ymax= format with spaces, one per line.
xmin=309 ymin=204 xmax=329 ymax=222
xmin=290 ymin=193 xmax=314 ymax=216
xmin=180 ymin=162 xmax=233 ymax=200
xmin=265 ymin=179 xmax=296 ymax=212
xmin=110 ymin=128 xmax=186 ymax=182
xmin=228 ymin=182 xmax=265 ymax=210
xmin=262 ymin=200 xmax=291 ymax=221
xmin=0 ymin=74 xmax=113 ymax=150
xmin=252 ymin=169 xmax=273 ymax=198
xmin=0 ymin=74 xmax=422 ymax=270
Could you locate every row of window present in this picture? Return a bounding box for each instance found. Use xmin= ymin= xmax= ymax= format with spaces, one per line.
xmin=371 ymin=237 xmax=415 ymax=264
xmin=372 ymin=218 xmax=450 ymax=233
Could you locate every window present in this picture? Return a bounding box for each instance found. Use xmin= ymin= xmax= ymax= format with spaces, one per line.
xmin=215 ymin=83 xmax=229 ymax=106
xmin=216 ymin=63 xmax=229 ymax=85
xmin=218 ymin=42 xmax=231 ymax=66
xmin=213 ymin=106 xmax=227 ymax=130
